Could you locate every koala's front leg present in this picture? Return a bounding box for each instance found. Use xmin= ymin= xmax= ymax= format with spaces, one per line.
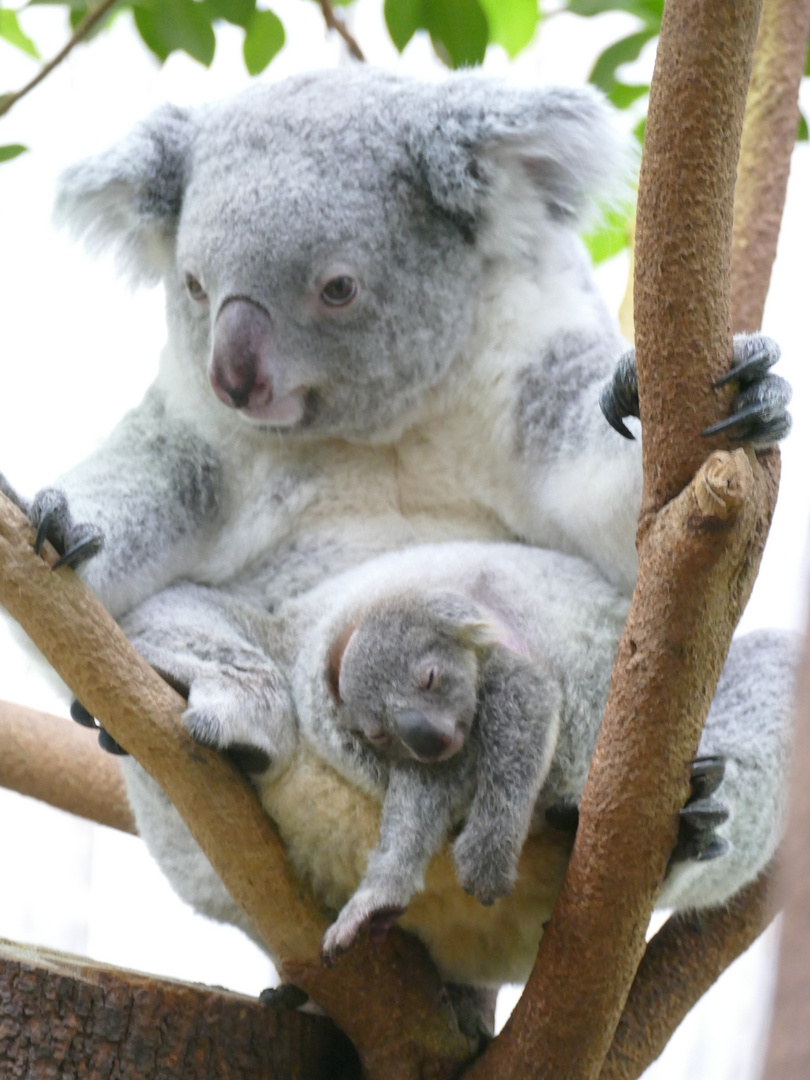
xmin=8 ymin=391 xmax=222 ymax=616
xmin=119 ymin=584 xmax=297 ymax=774
xmin=453 ymin=652 xmax=561 ymax=906
xmin=320 ymin=766 xmax=458 ymax=963
xmin=600 ymin=333 xmax=791 ymax=448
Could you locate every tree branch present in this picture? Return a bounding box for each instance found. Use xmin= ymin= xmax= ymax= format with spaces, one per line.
xmin=465 ymin=3 xmax=778 ymax=1077
xmin=0 ymin=0 xmax=121 ymax=120
xmin=0 ymin=699 xmax=135 ymax=834
xmin=599 ymin=866 xmax=777 ymax=1080
xmin=0 ymin=494 xmax=475 ymax=1080
xmin=316 ymin=0 xmax=365 ymax=62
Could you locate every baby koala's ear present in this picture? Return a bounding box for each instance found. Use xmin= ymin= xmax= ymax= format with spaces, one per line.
xmin=423 ymin=592 xmax=504 ymax=651
xmin=326 ymin=622 xmax=357 ymax=702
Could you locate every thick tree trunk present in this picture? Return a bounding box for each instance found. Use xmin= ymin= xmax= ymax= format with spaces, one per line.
xmin=0 ymin=939 xmax=360 ymax=1080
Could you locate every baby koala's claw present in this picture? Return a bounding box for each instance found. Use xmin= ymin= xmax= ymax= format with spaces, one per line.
xmin=30 ymin=488 xmax=103 ymax=569
xmin=320 ymin=894 xmax=406 ymax=964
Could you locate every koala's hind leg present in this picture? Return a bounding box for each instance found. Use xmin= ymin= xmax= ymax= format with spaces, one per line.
xmin=657 ymin=629 xmax=797 ymax=910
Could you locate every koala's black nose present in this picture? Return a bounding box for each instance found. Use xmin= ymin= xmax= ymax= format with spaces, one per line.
xmin=210 ymin=298 xmax=274 ymax=410
xmin=394 ymin=709 xmax=452 ymax=762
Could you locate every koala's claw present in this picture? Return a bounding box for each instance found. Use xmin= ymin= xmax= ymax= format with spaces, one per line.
xmin=259 ymin=984 xmax=309 ymax=1010
xmin=224 ymin=742 xmax=272 ymax=775
xmin=599 ymin=349 xmax=639 ymax=440
xmin=602 ymin=334 xmax=791 ymax=450
xmin=98 ymin=728 xmax=128 ymax=756
xmin=669 ymin=755 xmax=730 ymax=866
xmin=321 ymin=897 xmax=406 ymax=964
xmin=70 ymin=699 xmax=97 ymax=729
xmin=703 ymin=334 xmax=791 ymax=447
xmin=30 ymin=488 xmax=103 ymax=569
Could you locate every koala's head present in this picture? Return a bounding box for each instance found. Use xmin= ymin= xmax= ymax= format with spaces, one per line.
xmin=327 ymin=591 xmax=504 ymax=764
xmin=55 ymin=68 xmax=629 ymax=441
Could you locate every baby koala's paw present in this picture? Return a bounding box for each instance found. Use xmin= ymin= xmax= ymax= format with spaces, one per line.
xmin=453 ymin=828 xmax=517 ymax=906
xmin=320 ymin=887 xmax=407 ymax=965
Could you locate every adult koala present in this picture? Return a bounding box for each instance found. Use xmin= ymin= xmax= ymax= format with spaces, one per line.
xmin=2 ymin=68 xmax=790 ymax=1016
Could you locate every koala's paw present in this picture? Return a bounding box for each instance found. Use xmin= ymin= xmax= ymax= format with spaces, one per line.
xmin=702 ymin=333 xmax=791 ymax=447
xmin=600 ymin=349 xmax=639 ymax=441
xmin=29 ymin=487 xmax=103 ymax=570
xmin=182 ymin=668 xmax=296 ymax=776
xmin=601 ymin=335 xmax=791 ymax=450
xmin=669 ymin=756 xmax=730 ymax=866
xmin=453 ymin=829 xmax=516 ymax=906
xmin=320 ymin=889 xmax=407 ymax=965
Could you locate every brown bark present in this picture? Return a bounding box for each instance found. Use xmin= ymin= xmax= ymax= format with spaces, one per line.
xmin=0 ymin=938 xmax=360 ymax=1079
xmin=0 ymin=497 xmax=475 ymax=1080
xmin=466 ymin=2 xmax=779 ymax=1078
xmin=730 ymin=0 xmax=810 ymax=333
xmin=0 ymin=699 xmax=136 ymax=834
xmin=600 ymin=867 xmax=777 ymax=1080
xmin=760 ymin=623 xmax=810 ymax=1079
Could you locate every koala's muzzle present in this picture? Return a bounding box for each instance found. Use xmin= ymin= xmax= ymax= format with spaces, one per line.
xmin=394 ymin=708 xmax=461 ymax=763
xmin=209 ymin=298 xmax=307 ymax=426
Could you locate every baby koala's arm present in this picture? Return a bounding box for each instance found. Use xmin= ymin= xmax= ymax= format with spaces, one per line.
xmin=320 ymin=762 xmax=464 ymax=963
xmin=453 ymin=649 xmax=562 ymax=905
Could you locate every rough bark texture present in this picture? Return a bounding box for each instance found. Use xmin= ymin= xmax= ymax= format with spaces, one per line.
xmin=465 ymin=3 xmax=783 ymax=1078
xmin=0 ymin=700 xmax=136 ymax=834
xmin=760 ymin=623 xmax=810 ymax=1079
xmin=0 ymin=499 xmax=475 ymax=1080
xmin=599 ymin=866 xmax=776 ymax=1080
xmin=730 ymin=0 xmax=810 ymax=333
xmin=0 ymin=939 xmax=361 ymax=1080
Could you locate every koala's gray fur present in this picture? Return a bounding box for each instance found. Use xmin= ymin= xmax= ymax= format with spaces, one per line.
xmin=4 ymin=68 xmax=793 ymax=991
xmin=121 ymin=542 xmax=796 ymax=981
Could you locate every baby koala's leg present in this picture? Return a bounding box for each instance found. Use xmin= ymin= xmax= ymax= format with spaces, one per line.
xmin=320 ymin=763 xmax=464 ymax=963
xmin=453 ymin=651 xmax=562 ymax=905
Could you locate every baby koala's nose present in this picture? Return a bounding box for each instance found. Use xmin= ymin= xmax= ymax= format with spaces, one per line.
xmin=394 ymin=709 xmax=453 ymax=763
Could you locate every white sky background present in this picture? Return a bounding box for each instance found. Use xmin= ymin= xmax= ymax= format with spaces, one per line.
xmin=0 ymin=3 xmax=807 ymax=1076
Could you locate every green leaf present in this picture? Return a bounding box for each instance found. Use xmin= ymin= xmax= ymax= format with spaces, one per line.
xmin=385 ymin=0 xmax=488 ymax=66
xmin=633 ymin=116 xmax=646 ymax=144
xmin=201 ymin=0 xmax=256 ymax=28
xmin=608 ymin=81 xmax=648 ymax=109
xmin=798 ymin=112 xmax=808 ymax=143
xmin=384 ymin=0 xmax=423 ymax=53
xmin=583 ymin=205 xmax=633 ymax=265
xmin=243 ymin=7 xmax=284 ymax=74
xmin=566 ymin=0 xmax=662 ymax=26
xmin=0 ymin=10 xmax=40 ymax=58
xmin=0 ymin=143 xmax=28 ymax=163
xmin=589 ymin=28 xmax=655 ymax=94
xmin=478 ymin=0 xmax=538 ymax=58
xmin=428 ymin=0 xmax=489 ymax=67
xmin=133 ymin=0 xmax=217 ymax=65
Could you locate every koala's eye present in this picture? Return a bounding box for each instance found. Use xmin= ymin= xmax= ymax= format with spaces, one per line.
xmin=184 ymin=272 xmax=208 ymax=302
xmin=320 ymin=276 xmax=357 ymax=307
xmin=419 ymin=668 xmax=439 ymax=692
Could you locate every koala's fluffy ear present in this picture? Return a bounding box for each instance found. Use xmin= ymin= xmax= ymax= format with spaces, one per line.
xmin=406 ymin=79 xmax=634 ymax=229
xmin=53 ymin=104 xmax=194 ymax=286
xmin=423 ymin=592 xmax=506 ymax=652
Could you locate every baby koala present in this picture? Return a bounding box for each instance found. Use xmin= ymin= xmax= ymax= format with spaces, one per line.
xmin=319 ymin=588 xmax=597 ymax=962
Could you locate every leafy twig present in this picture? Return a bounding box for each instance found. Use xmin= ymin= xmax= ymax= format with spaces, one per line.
xmin=317 ymin=0 xmax=365 ymax=61
xmin=0 ymin=0 xmax=121 ymax=120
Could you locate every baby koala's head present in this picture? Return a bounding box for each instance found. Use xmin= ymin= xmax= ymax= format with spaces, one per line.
xmin=327 ymin=591 xmax=503 ymax=764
